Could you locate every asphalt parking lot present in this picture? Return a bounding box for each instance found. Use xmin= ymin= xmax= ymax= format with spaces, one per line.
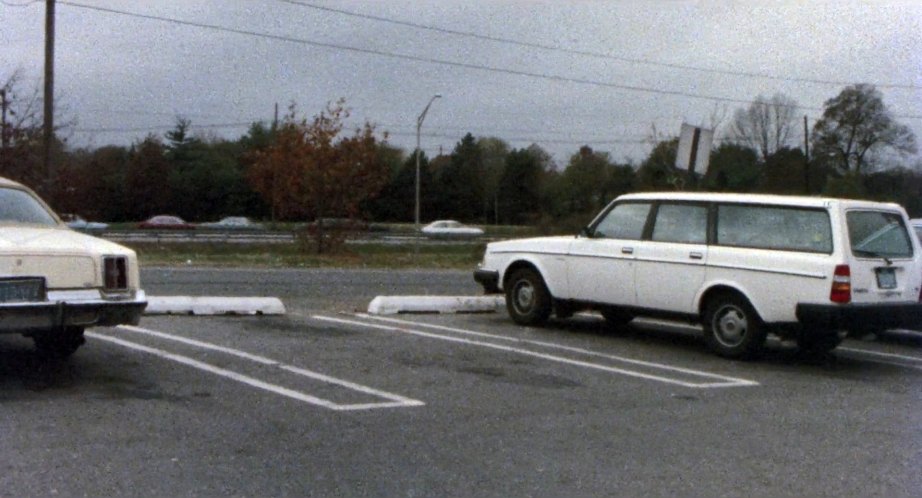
xmin=2 ymin=268 xmax=921 ymax=497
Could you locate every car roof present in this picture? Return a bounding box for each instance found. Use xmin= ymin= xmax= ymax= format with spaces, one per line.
xmin=0 ymin=176 xmax=24 ymax=188
xmin=615 ymin=192 xmax=903 ymax=210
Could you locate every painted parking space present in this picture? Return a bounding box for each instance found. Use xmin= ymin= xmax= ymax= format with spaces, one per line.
xmin=88 ymin=325 xmax=424 ymax=411
xmin=309 ymin=313 xmax=760 ymax=389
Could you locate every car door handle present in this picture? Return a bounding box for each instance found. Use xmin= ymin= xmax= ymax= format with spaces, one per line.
xmin=621 ymin=247 xmax=634 ymax=255
xmin=689 ymin=252 xmax=704 ymax=260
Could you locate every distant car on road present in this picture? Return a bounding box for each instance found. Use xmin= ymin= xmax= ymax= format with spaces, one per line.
xmin=61 ymin=214 xmax=109 ymax=232
xmin=421 ymin=220 xmax=484 ymax=238
xmin=199 ymin=216 xmax=265 ymax=230
xmin=138 ymin=215 xmax=195 ymax=230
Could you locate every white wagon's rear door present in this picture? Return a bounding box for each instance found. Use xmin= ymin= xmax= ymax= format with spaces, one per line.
xmin=845 ymin=209 xmax=919 ymax=303
xmin=634 ymin=202 xmax=709 ymax=313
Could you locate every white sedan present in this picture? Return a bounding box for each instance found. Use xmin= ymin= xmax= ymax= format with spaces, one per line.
xmin=0 ymin=176 xmax=146 ymax=358
xmin=199 ymin=216 xmax=265 ymax=230
xmin=421 ymin=220 xmax=484 ymax=238
xmin=62 ymin=214 xmax=109 ymax=232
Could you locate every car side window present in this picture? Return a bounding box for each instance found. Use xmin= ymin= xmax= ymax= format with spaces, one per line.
xmin=717 ymin=204 xmax=832 ymax=253
xmin=592 ymin=202 xmax=651 ymax=240
xmin=651 ymin=203 xmax=708 ymax=244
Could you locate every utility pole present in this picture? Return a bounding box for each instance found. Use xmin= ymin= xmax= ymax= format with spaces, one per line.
xmin=1 ymin=89 xmax=8 ymax=151
xmin=803 ymin=115 xmax=810 ymax=193
xmin=414 ymin=94 xmax=441 ymax=255
xmin=43 ymin=0 xmax=56 ymax=193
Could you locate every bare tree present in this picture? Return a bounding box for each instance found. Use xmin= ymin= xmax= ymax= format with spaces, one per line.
xmin=811 ymin=84 xmax=916 ymax=174
xmin=731 ymin=93 xmax=799 ymax=161
xmin=1 ymin=70 xmax=43 ymax=142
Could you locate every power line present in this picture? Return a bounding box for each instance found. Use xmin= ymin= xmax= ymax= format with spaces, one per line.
xmin=61 ymin=1 xmax=922 ymax=120
xmin=73 ymin=121 xmax=652 ymax=148
xmin=74 ymin=121 xmax=252 ymax=133
xmin=276 ymin=0 xmax=921 ymax=92
xmin=0 ymin=0 xmax=41 ymax=7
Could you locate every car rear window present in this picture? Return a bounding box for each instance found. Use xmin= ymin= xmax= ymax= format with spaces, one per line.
xmin=0 ymin=188 xmax=58 ymax=226
xmin=847 ymin=210 xmax=914 ymax=259
xmin=716 ymin=204 xmax=832 ymax=253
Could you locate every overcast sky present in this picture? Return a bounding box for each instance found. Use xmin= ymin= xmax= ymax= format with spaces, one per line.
xmin=3 ymin=0 xmax=921 ymax=166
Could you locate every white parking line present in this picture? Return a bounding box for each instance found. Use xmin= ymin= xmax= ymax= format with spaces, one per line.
xmin=837 ymin=347 xmax=922 ymax=371
xmin=87 ymin=328 xmax=424 ymax=411
xmin=838 ymin=347 xmax=922 ymax=363
xmin=311 ymin=315 xmax=758 ymax=389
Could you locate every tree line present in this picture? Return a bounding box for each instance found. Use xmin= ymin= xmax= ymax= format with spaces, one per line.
xmin=2 ymin=77 xmax=920 ymax=234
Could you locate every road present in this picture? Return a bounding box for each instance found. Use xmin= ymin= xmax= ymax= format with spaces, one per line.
xmin=2 ymin=268 xmax=920 ymax=497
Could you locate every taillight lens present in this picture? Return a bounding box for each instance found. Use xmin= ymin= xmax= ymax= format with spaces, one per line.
xmin=830 ymin=265 xmax=851 ymax=304
xmin=104 ymin=256 xmax=128 ymax=291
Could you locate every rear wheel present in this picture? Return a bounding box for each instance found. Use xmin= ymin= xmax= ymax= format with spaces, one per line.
xmin=702 ymin=293 xmax=766 ymax=359
xmin=33 ymin=327 xmax=85 ymax=359
xmin=505 ymin=268 xmax=552 ymax=326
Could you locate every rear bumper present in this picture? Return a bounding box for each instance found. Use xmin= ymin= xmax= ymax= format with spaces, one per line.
xmin=796 ymin=301 xmax=922 ymax=330
xmin=473 ymin=269 xmax=501 ymax=294
xmin=0 ymin=290 xmax=147 ymax=333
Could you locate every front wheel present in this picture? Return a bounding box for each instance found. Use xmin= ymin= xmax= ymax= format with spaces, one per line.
xmin=702 ymin=293 xmax=766 ymax=359
xmin=33 ymin=327 xmax=86 ymax=359
xmin=505 ymin=268 xmax=552 ymax=326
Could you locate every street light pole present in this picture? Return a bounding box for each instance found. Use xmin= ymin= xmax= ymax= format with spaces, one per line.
xmin=415 ymin=94 xmax=441 ymax=251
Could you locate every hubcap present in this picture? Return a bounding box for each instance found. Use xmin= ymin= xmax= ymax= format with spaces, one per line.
xmin=514 ymin=281 xmax=535 ymax=312
xmin=714 ymin=305 xmax=747 ymax=347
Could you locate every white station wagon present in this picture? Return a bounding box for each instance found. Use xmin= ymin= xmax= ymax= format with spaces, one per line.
xmin=475 ymin=192 xmax=922 ymax=358
xmin=0 ymin=176 xmax=146 ymax=357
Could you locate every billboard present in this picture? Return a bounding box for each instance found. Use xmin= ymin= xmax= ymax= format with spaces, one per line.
xmin=675 ymin=124 xmax=714 ymax=177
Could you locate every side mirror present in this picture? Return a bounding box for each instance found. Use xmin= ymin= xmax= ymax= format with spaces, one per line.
xmin=578 ymin=226 xmax=592 ymax=238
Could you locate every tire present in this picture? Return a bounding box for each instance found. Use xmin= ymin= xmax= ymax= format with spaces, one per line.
xmin=505 ymin=268 xmax=552 ymax=326
xmin=702 ymin=293 xmax=767 ymax=359
xmin=33 ymin=327 xmax=86 ymax=359
xmin=798 ymin=330 xmax=843 ymax=355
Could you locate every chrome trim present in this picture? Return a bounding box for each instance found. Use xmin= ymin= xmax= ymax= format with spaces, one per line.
xmin=47 ymin=289 xmax=103 ymax=301
xmin=706 ymin=263 xmax=826 ymax=280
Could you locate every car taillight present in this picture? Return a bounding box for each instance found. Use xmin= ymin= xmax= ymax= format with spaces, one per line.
xmin=104 ymin=256 xmax=128 ymax=291
xmin=830 ymin=265 xmax=851 ymax=304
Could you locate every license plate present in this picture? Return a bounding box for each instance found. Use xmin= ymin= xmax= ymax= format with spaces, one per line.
xmin=876 ymin=268 xmax=897 ymax=290
xmin=0 ymin=277 xmax=46 ymax=303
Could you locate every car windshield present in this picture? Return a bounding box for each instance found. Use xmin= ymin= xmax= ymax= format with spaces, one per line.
xmin=0 ymin=187 xmax=59 ymax=226
xmin=847 ymin=210 xmax=914 ymax=259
